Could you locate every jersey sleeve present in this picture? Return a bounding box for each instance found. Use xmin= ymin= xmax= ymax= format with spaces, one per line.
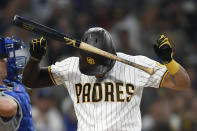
xmin=49 ymin=57 xmax=78 ymax=86
xmin=135 ymin=56 xmax=168 ymax=88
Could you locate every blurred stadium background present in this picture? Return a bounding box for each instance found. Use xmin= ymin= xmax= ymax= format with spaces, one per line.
xmin=0 ymin=0 xmax=197 ymax=131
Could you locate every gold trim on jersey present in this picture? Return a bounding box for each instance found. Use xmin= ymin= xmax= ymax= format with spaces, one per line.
xmin=159 ymin=70 xmax=169 ymax=88
xmin=48 ymin=66 xmax=57 ymax=85
xmin=156 ymin=61 xmax=165 ymax=67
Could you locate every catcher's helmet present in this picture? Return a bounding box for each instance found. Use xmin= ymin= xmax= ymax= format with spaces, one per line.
xmin=79 ymin=27 xmax=116 ymax=76
xmin=0 ymin=36 xmax=26 ymax=82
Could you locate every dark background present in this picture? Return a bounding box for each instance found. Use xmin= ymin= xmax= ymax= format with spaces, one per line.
xmin=0 ymin=0 xmax=197 ymax=131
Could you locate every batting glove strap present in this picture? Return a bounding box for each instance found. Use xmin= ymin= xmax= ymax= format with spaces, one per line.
xmin=153 ymin=35 xmax=173 ymax=63
xmin=29 ymin=37 xmax=47 ymax=61
xmin=165 ymin=59 xmax=180 ymax=74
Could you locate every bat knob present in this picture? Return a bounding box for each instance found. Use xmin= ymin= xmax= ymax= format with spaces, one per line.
xmin=13 ymin=14 xmax=20 ymax=21
xmin=13 ymin=15 xmax=21 ymax=25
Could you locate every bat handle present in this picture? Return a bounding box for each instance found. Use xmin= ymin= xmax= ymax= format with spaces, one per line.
xmin=115 ymin=57 xmax=154 ymax=75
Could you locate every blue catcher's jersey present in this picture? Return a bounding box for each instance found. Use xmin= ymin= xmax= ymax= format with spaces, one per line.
xmin=0 ymin=79 xmax=34 ymax=131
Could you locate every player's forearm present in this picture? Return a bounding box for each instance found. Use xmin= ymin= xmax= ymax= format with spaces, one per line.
xmin=164 ymin=65 xmax=190 ymax=90
xmin=22 ymin=57 xmax=41 ymax=88
xmin=22 ymin=57 xmax=54 ymax=88
xmin=0 ymin=97 xmax=17 ymax=117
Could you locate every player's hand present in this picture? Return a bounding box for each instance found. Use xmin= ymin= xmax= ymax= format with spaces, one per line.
xmin=153 ymin=35 xmax=173 ymax=64
xmin=29 ymin=37 xmax=47 ymax=61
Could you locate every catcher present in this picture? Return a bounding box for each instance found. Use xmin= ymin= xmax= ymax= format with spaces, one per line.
xmin=0 ymin=36 xmax=34 ymax=131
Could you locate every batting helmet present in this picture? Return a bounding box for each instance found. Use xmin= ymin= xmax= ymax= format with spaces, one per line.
xmin=79 ymin=27 xmax=116 ymax=76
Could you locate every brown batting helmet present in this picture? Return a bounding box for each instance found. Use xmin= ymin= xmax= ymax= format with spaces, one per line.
xmin=79 ymin=27 xmax=116 ymax=76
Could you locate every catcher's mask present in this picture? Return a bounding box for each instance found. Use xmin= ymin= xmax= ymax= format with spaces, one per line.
xmin=79 ymin=27 xmax=116 ymax=76
xmin=0 ymin=36 xmax=26 ymax=82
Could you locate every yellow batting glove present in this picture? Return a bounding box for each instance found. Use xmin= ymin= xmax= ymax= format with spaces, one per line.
xmin=29 ymin=37 xmax=47 ymax=61
xmin=153 ymin=35 xmax=179 ymax=74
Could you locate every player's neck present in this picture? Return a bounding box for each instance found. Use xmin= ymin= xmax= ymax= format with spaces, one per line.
xmin=96 ymin=74 xmax=105 ymax=79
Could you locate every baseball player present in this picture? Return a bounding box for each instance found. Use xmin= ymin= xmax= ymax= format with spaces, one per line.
xmin=22 ymin=27 xmax=190 ymax=131
xmin=0 ymin=36 xmax=34 ymax=131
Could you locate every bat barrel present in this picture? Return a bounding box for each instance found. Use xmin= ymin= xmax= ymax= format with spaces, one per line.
xmin=13 ymin=15 xmax=81 ymax=46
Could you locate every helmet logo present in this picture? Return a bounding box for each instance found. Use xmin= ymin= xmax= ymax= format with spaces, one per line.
xmin=86 ymin=57 xmax=95 ymax=65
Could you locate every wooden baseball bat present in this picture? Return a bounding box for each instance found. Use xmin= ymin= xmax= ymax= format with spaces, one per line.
xmin=12 ymin=15 xmax=154 ymax=75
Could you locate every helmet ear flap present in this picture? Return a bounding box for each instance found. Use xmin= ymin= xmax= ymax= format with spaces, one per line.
xmin=79 ymin=27 xmax=116 ymax=76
